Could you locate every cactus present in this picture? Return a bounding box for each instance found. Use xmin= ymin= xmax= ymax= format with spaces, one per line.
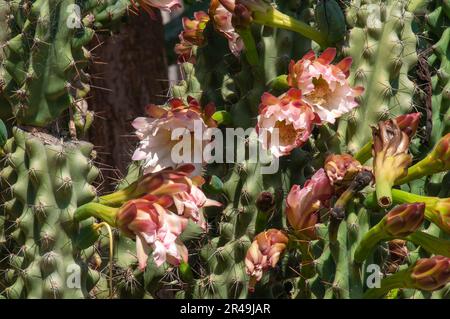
xmin=0 ymin=0 xmax=129 ymax=126
xmin=0 ymin=0 xmax=131 ymax=299
xmin=338 ymin=0 xmax=418 ymax=153
xmin=1 ymin=0 xmax=450 ymax=300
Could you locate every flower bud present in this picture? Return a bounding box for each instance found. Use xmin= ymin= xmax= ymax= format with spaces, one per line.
xmin=255 ymin=191 xmax=275 ymax=213
xmin=232 ymin=3 xmax=253 ymax=28
xmin=394 ymin=112 xmax=421 ymax=138
xmin=429 ymin=133 xmax=450 ymax=171
xmin=410 ymin=256 xmax=450 ymax=291
xmin=286 ymin=169 xmax=333 ymax=240
xmin=245 ymin=229 xmax=288 ymax=291
xmin=383 ymin=203 xmax=425 ymax=237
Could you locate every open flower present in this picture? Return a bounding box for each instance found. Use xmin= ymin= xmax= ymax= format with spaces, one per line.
xmin=132 ymin=0 xmax=182 ymax=19
xmin=175 ymin=11 xmax=210 ymax=63
xmin=116 ymin=197 xmax=188 ymax=269
xmin=287 ymin=48 xmax=363 ymax=124
xmin=256 ymin=88 xmax=319 ymax=157
xmin=132 ymin=97 xmax=216 ymax=176
xmin=209 ymin=0 xmax=244 ymax=56
xmin=245 ymin=229 xmax=288 ymax=291
xmin=286 ymin=169 xmax=334 ymax=240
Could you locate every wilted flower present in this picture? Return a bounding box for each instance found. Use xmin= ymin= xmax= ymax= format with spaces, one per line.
xmin=324 ymin=153 xmax=364 ymax=188
xmin=372 ymin=119 xmax=412 ymax=207
xmin=410 ymin=256 xmax=450 ymax=291
xmin=386 ymin=239 xmax=408 ymax=273
xmin=132 ymin=0 xmax=182 ymax=19
xmin=132 ymin=97 xmax=216 ymax=176
xmin=175 ymin=11 xmax=210 ymax=63
xmin=245 ymin=229 xmax=288 ymax=291
xmin=383 ymin=203 xmax=425 ymax=237
xmin=256 ymin=88 xmax=319 ymax=157
xmin=286 ymin=169 xmax=334 ymax=240
xmin=209 ymin=0 xmax=244 ymax=56
xmin=287 ymin=48 xmax=363 ymax=124
xmin=116 ymin=197 xmax=188 ymax=269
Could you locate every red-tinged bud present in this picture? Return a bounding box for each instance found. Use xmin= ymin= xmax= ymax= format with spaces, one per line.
xmin=410 ymin=256 xmax=450 ymax=291
xmin=430 ymin=133 xmax=450 ymax=170
xmin=394 ymin=112 xmax=421 ymax=138
xmin=396 ymin=133 xmax=450 ymax=185
xmin=286 ymin=169 xmax=333 ymax=240
xmin=245 ymin=229 xmax=288 ymax=292
xmin=383 ymin=203 xmax=425 ymax=237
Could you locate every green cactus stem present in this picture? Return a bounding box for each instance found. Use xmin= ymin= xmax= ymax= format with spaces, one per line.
xmin=364 ymin=189 xmax=450 ymax=235
xmin=252 ymin=8 xmax=328 ymax=47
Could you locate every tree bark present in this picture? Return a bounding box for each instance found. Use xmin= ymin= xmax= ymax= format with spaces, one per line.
xmin=88 ymin=12 xmax=168 ymax=191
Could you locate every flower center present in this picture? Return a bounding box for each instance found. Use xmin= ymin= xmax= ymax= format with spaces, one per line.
xmin=310 ymin=76 xmax=332 ymax=105
xmin=274 ymin=121 xmax=297 ymax=145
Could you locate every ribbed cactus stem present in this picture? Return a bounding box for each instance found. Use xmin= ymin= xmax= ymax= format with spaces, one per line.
xmin=252 ymin=9 xmax=327 ymax=47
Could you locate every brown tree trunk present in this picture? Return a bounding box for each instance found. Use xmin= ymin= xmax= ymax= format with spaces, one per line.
xmin=88 ymin=12 xmax=168 ymax=191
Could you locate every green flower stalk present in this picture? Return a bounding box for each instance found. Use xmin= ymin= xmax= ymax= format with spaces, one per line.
xmin=372 ymin=119 xmax=412 ymax=207
xmin=74 ymin=202 xmax=119 ymax=227
xmin=364 ymin=256 xmax=450 ymax=298
xmin=354 ymin=203 xmax=425 ymax=263
xmin=229 ymin=0 xmax=328 ymax=47
xmin=328 ymin=170 xmax=373 ymax=242
xmin=396 ymin=133 xmax=450 ymax=185
xmin=365 ymin=189 xmax=450 ymax=235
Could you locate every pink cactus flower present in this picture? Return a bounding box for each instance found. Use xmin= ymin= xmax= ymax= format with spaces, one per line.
xmin=256 ymin=88 xmax=319 ymax=157
xmin=209 ymin=0 xmax=244 ymax=56
xmin=245 ymin=229 xmax=288 ymax=291
xmin=116 ymin=197 xmax=188 ymax=269
xmin=137 ymin=165 xmax=222 ymax=230
xmin=286 ymin=169 xmax=334 ymax=240
xmin=132 ymin=98 xmax=216 ymax=176
xmin=287 ymin=48 xmax=364 ymax=124
xmin=131 ymin=0 xmax=182 ymax=19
